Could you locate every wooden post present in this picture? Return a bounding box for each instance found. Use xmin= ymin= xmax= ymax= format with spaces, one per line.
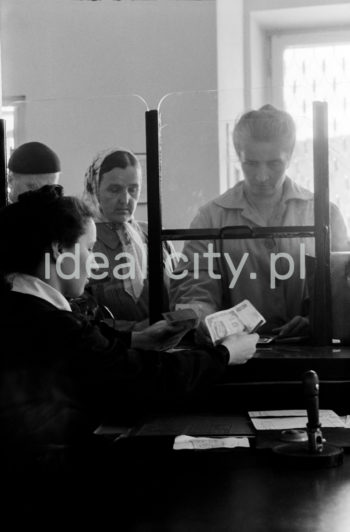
xmin=145 ymin=110 xmax=164 ymax=323
xmin=0 ymin=119 xmax=7 ymax=208
xmin=312 ymin=101 xmax=332 ymax=345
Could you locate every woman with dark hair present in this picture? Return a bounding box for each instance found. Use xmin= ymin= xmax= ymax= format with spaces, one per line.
xmin=0 ymin=185 xmax=258 ymax=448
xmin=82 ymin=148 xmax=174 ymax=329
xmin=171 ymin=105 xmax=349 ymax=340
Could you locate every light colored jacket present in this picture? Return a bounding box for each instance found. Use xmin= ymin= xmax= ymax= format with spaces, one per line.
xmin=170 ymin=177 xmax=349 ymax=331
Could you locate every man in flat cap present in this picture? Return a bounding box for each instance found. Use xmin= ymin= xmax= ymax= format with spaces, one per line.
xmin=8 ymin=141 xmax=61 ymax=203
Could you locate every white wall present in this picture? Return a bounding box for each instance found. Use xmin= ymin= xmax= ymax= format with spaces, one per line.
xmin=0 ymin=0 xmax=219 ymax=227
xmin=1 ymin=0 xmax=218 ymax=104
xmin=217 ymin=0 xmax=245 ymax=190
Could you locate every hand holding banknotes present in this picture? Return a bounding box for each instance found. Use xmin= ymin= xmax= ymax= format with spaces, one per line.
xmin=221 ymin=333 xmax=259 ymax=365
xmin=205 ymin=300 xmax=265 ymax=344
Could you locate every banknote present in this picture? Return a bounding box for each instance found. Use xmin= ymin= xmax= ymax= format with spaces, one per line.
xmin=233 ymin=300 xmax=266 ymax=333
xmin=205 ymin=300 xmax=266 ymax=344
xmin=205 ymin=309 xmax=245 ymax=344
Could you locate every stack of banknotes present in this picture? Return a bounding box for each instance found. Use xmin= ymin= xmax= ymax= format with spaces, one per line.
xmin=205 ymin=300 xmax=265 ymax=344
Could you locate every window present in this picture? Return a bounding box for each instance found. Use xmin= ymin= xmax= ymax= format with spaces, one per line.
xmin=0 ymin=96 xmax=25 ymax=162
xmin=271 ymin=31 xmax=350 ymax=230
xmin=0 ymin=104 xmax=15 ymax=161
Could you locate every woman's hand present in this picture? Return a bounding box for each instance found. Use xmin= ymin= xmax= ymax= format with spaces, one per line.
xmin=221 ymin=333 xmax=259 ymax=365
xmin=131 ymin=320 xmax=191 ymax=351
xmin=272 ymin=316 xmax=310 ymax=339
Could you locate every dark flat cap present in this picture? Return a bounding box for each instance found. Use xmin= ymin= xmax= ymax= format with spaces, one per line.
xmin=8 ymin=141 xmax=61 ymax=174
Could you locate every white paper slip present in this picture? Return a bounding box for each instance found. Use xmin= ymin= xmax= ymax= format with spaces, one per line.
xmin=250 ymin=411 xmax=345 ymax=431
xmin=173 ymin=435 xmax=250 ymax=450
xmin=318 ymin=411 xmax=346 ymax=427
xmin=251 ymin=417 xmax=313 ymax=431
xmin=248 ymin=409 xmax=344 ymax=427
xmin=250 ymin=410 xmax=311 ymax=418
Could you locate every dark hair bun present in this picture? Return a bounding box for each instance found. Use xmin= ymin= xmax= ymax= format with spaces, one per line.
xmin=17 ymin=184 xmax=64 ymax=206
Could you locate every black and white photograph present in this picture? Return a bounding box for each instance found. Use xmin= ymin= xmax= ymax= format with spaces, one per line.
xmin=2 ymin=0 xmax=350 ymax=529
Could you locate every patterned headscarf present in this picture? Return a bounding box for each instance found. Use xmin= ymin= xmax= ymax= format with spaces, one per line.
xmin=83 ymin=148 xmax=147 ymax=302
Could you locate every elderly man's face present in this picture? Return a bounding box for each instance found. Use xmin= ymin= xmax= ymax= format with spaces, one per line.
xmin=8 ymin=173 xmax=60 ymax=203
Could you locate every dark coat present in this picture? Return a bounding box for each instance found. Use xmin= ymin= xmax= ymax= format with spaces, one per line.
xmin=0 ymin=291 xmax=228 ymax=446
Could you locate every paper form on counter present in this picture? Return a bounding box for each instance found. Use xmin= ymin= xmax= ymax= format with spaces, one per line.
xmin=173 ymin=435 xmax=250 ymax=450
xmin=249 ymin=410 xmax=345 ymax=430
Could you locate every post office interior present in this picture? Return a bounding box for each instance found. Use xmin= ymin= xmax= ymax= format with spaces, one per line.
xmin=2 ymin=0 xmax=350 ymax=387
xmin=3 ymin=0 xmax=350 ymax=405
xmin=5 ymin=1 xmax=350 ymax=528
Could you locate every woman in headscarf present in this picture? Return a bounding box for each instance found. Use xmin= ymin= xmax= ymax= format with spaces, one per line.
xmin=82 ymin=148 xmax=174 ymax=329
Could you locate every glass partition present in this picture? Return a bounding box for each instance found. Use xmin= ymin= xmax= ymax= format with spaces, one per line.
xmin=155 ymin=87 xmax=350 ymax=343
xmin=158 ymin=90 xmax=221 ymax=231
xmin=157 ymin=88 xmax=318 ymax=231
xmin=6 ymin=85 xmax=350 ymax=343
xmin=328 ymin=98 xmax=350 ymax=233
